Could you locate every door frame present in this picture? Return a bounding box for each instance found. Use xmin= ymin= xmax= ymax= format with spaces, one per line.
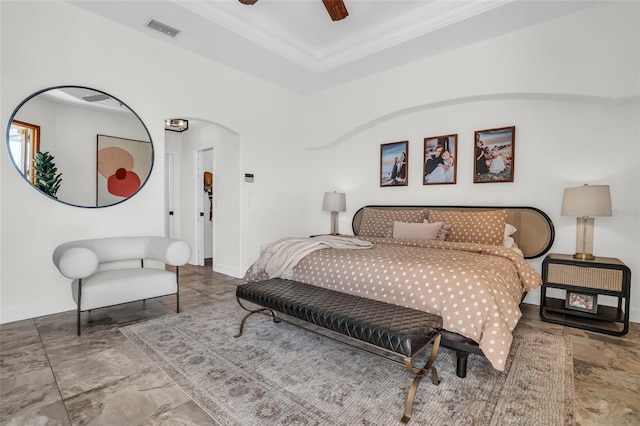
xmin=164 ymin=153 xmax=176 ymax=239
xmin=195 ymin=148 xmax=214 ymax=267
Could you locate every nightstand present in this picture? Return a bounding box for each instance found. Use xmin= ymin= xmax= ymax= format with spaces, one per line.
xmin=540 ymin=253 xmax=631 ymax=336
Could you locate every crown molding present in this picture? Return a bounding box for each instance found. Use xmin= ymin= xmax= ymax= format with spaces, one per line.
xmin=175 ymin=0 xmax=507 ymax=74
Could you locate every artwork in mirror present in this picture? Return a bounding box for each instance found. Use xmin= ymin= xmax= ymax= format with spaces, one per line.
xmin=6 ymin=86 xmax=153 ymax=207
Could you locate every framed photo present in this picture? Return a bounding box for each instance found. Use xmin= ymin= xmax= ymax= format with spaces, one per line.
xmin=380 ymin=141 xmax=408 ymax=187
xmin=473 ymin=126 xmax=515 ymax=183
xmin=96 ymin=134 xmax=152 ymax=206
xmin=424 ymin=134 xmax=457 ymax=185
xmin=565 ymin=291 xmax=598 ymax=314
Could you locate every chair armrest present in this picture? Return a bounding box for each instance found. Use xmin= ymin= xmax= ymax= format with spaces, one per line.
xmin=52 ymin=245 xmax=99 ymax=279
xmin=144 ymin=237 xmax=191 ymax=266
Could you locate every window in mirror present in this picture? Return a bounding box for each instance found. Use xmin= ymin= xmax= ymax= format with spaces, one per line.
xmin=8 ymin=120 xmax=40 ymax=184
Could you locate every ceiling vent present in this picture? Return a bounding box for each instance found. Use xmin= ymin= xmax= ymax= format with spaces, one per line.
xmin=82 ymin=94 xmax=111 ymax=103
xmin=146 ymin=19 xmax=181 ymax=38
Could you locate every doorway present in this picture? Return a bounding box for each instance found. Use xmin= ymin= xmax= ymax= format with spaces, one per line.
xmin=165 ymin=118 xmax=242 ymax=276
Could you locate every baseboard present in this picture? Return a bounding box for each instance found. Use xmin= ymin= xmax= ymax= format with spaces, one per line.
xmin=212 ymin=263 xmax=243 ymax=279
xmin=1 ymin=297 xmax=75 ymax=325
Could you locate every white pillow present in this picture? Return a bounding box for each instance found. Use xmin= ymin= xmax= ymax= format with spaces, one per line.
xmin=503 ymin=223 xmax=517 ymax=248
xmin=504 ymin=223 xmax=517 ymax=238
xmin=423 ymin=219 xmax=450 ymax=240
xmin=393 ymin=221 xmax=443 ymax=240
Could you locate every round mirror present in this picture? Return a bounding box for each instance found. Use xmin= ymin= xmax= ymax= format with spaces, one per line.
xmin=6 ymin=86 xmax=153 ymax=207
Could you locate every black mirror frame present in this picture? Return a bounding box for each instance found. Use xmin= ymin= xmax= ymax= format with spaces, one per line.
xmin=6 ymin=85 xmax=154 ymax=208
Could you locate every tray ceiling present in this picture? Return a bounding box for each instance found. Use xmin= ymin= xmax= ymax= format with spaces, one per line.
xmin=68 ymin=0 xmax=600 ymax=95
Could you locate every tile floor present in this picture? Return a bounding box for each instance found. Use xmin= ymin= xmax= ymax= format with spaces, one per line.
xmin=1 ymin=263 xmax=639 ymax=425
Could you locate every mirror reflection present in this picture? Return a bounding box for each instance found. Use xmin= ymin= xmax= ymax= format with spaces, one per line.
xmin=6 ymin=86 xmax=153 ymax=207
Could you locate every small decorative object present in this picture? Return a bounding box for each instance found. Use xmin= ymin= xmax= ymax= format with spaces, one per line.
xmin=32 ymin=151 xmax=62 ymax=198
xmin=565 ymin=291 xmax=598 ymax=314
xmin=424 ymin=134 xmax=457 ymax=185
xmin=561 ymin=184 xmax=611 ymax=260
xmin=380 ymin=141 xmax=408 ymax=187
xmin=323 ymin=191 xmax=346 ymax=235
xmin=473 ymin=126 xmax=515 ymax=183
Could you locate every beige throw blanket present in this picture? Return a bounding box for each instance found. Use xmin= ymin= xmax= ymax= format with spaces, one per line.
xmin=247 ymin=236 xmax=373 ymax=280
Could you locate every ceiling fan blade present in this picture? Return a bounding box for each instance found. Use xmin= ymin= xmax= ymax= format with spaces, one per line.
xmin=322 ymin=0 xmax=348 ymax=21
xmin=239 ymin=0 xmax=259 ymax=4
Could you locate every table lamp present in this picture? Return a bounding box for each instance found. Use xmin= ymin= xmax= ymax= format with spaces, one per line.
xmin=323 ymin=192 xmax=346 ymax=235
xmin=561 ymin=184 xmax=611 ymax=260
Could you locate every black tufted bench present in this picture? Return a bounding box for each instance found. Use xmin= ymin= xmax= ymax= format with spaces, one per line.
xmin=234 ymin=278 xmax=442 ymax=424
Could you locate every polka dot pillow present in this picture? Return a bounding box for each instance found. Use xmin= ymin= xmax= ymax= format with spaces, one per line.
xmin=427 ymin=209 xmax=507 ymax=246
xmin=358 ymin=208 xmax=426 ymax=237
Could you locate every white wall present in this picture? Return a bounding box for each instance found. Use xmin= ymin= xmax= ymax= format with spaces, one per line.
xmin=302 ymin=2 xmax=640 ymax=320
xmin=0 ymin=1 xmax=306 ymax=323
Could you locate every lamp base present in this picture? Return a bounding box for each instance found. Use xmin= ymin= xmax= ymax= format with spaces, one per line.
xmin=574 ymin=252 xmax=595 ymax=261
xmin=330 ymin=211 xmax=339 ymax=235
xmin=574 ymin=217 xmax=595 ymax=261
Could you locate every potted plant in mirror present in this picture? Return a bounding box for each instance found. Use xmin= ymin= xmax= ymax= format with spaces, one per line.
xmin=33 ymin=151 xmax=63 ymax=199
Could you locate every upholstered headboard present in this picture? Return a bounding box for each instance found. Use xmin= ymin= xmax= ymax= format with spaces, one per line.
xmin=352 ymin=205 xmax=554 ymax=259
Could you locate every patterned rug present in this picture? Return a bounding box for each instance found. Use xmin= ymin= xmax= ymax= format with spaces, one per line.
xmin=121 ymin=293 xmax=574 ymax=425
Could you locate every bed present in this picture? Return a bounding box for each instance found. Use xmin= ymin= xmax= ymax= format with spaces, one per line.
xmin=245 ymin=205 xmax=554 ymax=376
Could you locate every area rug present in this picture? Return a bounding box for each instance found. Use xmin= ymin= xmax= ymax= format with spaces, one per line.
xmin=120 ymin=294 xmax=574 ymax=425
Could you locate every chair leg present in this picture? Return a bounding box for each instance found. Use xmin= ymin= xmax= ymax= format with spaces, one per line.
xmin=176 ymin=266 xmax=180 ymax=313
xmin=76 ymin=279 xmax=82 ymax=336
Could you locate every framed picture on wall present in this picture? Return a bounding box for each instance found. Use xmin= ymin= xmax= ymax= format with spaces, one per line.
xmin=424 ymin=134 xmax=457 ymax=185
xmin=473 ymin=126 xmax=515 ymax=183
xmin=380 ymin=141 xmax=408 ymax=187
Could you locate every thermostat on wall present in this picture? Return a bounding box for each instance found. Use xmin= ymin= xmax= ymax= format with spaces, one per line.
xmin=244 ymin=173 xmax=254 ymax=183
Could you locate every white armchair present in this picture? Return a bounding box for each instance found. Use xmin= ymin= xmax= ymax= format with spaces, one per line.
xmin=52 ymin=236 xmax=191 ymax=335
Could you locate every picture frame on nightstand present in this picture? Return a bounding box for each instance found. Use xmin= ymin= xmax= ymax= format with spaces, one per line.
xmin=565 ymin=291 xmax=598 ymax=314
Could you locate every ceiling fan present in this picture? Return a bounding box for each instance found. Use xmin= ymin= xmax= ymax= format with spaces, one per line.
xmin=238 ymin=0 xmax=349 ymax=22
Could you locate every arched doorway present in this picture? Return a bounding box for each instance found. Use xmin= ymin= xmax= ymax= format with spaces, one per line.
xmin=164 ymin=118 xmax=242 ymax=276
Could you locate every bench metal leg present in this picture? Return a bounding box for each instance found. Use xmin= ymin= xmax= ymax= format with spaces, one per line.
xmin=233 ymin=298 xmax=280 ymax=338
xmin=401 ymin=333 xmax=441 ymax=424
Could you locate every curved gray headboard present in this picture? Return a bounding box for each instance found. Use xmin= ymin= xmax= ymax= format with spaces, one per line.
xmin=352 ymin=205 xmax=555 ymax=259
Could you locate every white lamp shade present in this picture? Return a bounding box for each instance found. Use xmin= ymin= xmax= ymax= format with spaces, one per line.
xmin=323 ymin=192 xmax=346 ymax=212
xmin=561 ymin=184 xmax=611 ymax=217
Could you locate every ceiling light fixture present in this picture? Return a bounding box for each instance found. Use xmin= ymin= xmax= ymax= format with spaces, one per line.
xmin=165 ymin=119 xmax=189 ymax=132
